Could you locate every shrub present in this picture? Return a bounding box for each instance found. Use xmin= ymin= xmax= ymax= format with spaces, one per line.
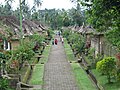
xmin=0 ymin=78 xmax=12 ymax=90
xmin=96 ymin=57 xmax=116 ymax=83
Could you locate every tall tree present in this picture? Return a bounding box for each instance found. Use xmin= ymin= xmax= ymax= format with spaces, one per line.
xmin=19 ymin=0 xmax=23 ymax=45
xmin=83 ymin=0 xmax=120 ymax=49
xmin=70 ymin=0 xmax=84 ymax=26
xmin=21 ymin=0 xmax=31 ymax=19
xmin=0 ymin=0 xmax=14 ymax=15
xmin=34 ymin=0 xmax=42 ymax=7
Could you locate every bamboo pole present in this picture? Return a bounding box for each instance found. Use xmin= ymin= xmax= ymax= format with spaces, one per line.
xmin=19 ymin=0 xmax=23 ymax=46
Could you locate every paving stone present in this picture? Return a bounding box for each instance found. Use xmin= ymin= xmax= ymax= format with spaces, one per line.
xmin=43 ymin=36 xmax=79 ymax=90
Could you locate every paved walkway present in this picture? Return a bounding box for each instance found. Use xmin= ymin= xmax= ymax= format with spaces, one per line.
xmin=43 ymin=36 xmax=79 ymax=90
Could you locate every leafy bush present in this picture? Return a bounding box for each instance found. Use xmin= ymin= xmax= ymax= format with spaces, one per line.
xmin=30 ymin=34 xmax=45 ymax=46
xmin=14 ymin=41 xmax=35 ymax=62
xmin=47 ymin=29 xmax=54 ymax=39
xmin=0 ymin=78 xmax=12 ymax=90
xmin=96 ymin=57 xmax=116 ymax=83
xmin=9 ymin=41 xmax=35 ymax=70
xmin=62 ymin=29 xmax=71 ymax=39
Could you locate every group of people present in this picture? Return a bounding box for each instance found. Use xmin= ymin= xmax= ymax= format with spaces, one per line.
xmin=52 ymin=31 xmax=64 ymax=45
xmin=52 ymin=37 xmax=64 ymax=45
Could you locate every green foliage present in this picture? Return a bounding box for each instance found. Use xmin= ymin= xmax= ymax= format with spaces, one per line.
xmin=29 ymin=44 xmax=51 ymax=85
xmin=71 ymin=63 xmax=97 ymax=90
xmin=0 ymin=1 xmax=13 ymax=16
xmin=39 ymin=8 xmax=84 ymax=29
xmin=32 ymin=12 xmax=39 ymax=20
xmin=85 ymin=0 xmax=120 ymax=30
xmin=92 ymin=69 xmax=120 ymax=90
xmin=62 ymin=30 xmax=71 ymax=39
xmin=70 ymin=8 xmax=83 ymax=26
xmin=86 ymin=48 xmax=95 ymax=64
xmin=29 ymin=64 xmax=44 ymax=85
xmin=62 ymin=15 xmax=71 ymax=27
xmin=96 ymin=57 xmax=116 ymax=83
xmin=34 ymin=0 xmax=42 ymax=8
xmin=12 ymin=41 xmax=35 ymax=66
xmin=68 ymin=33 xmax=79 ymax=44
xmin=0 ymin=78 xmax=12 ymax=90
xmin=63 ymin=30 xmax=85 ymax=56
xmin=72 ymin=34 xmax=85 ymax=53
xmin=47 ymin=29 xmax=54 ymax=39
xmin=82 ymin=0 xmax=120 ymax=51
xmin=39 ymin=45 xmax=51 ymax=64
xmin=30 ymin=34 xmax=45 ymax=46
xmin=105 ymin=28 xmax=120 ymax=50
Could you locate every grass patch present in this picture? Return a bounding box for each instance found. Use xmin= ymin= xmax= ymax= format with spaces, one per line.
xmin=64 ymin=38 xmax=96 ymax=90
xmin=71 ymin=63 xmax=97 ymax=90
xmin=29 ymin=64 xmax=44 ymax=85
xmin=64 ymin=39 xmax=75 ymax=62
xmin=29 ymin=43 xmax=51 ymax=85
xmin=39 ymin=45 xmax=51 ymax=64
xmin=92 ymin=69 xmax=120 ymax=90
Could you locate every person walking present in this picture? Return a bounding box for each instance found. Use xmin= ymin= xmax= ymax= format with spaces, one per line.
xmin=55 ymin=39 xmax=58 ymax=45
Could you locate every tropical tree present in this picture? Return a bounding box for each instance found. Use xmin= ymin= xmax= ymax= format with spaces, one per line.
xmin=0 ymin=0 xmax=14 ymax=15
xmin=32 ymin=12 xmax=39 ymax=20
xmin=71 ymin=9 xmax=83 ymax=26
xmin=81 ymin=0 xmax=120 ymax=50
xmin=62 ymin=14 xmax=71 ymax=27
xmin=13 ymin=41 xmax=35 ymax=70
xmin=22 ymin=0 xmax=31 ymax=19
xmin=70 ymin=0 xmax=84 ymax=26
xmin=34 ymin=0 xmax=42 ymax=8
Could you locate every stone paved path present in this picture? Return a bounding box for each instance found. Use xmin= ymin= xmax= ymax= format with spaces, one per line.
xmin=43 ymin=36 xmax=79 ymax=90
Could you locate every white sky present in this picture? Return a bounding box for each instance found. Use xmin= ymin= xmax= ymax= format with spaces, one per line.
xmin=0 ymin=0 xmax=75 ymax=10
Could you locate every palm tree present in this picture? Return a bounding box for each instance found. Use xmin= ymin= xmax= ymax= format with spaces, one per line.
xmin=4 ymin=0 xmax=14 ymax=4
xmin=34 ymin=0 xmax=42 ymax=7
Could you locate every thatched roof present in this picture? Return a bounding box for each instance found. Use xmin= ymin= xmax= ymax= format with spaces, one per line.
xmin=0 ymin=16 xmax=21 ymax=39
xmin=83 ymin=27 xmax=94 ymax=34
xmin=32 ymin=20 xmax=46 ymax=31
xmin=22 ymin=19 xmax=44 ymax=34
xmin=0 ymin=16 xmax=47 ymax=38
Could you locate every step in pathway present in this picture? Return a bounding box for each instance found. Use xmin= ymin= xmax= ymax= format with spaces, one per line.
xmin=43 ymin=36 xmax=79 ymax=90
